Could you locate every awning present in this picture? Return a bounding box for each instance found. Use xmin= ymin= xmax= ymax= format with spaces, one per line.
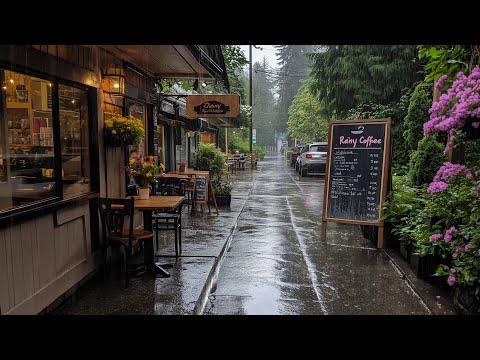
xmin=98 ymin=45 xmax=227 ymax=86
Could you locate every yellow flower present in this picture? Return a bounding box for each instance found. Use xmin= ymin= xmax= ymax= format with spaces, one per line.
xmin=149 ymin=155 xmax=154 ymax=162
xmin=129 ymin=158 xmax=136 ymax=165
xmin=160 ymin=163 xmax=165 ymax=170
xmin=146 ymin=172 xmax=152 ymax=178
xmin=142 ymin=162 xmax=147 ymax=168
xmin=111 ymin=130 xmax=117 ymax=134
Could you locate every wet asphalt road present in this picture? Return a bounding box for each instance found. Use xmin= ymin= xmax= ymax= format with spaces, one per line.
xmin=205 ymin=152 xmax=430 ymax=315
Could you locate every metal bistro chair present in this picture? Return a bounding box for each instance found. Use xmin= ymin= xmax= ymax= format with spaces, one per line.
xmin=97 ymin=197 xmax=154 ymax=287
xmin=152 ymin=178 xmax=184 ymax=258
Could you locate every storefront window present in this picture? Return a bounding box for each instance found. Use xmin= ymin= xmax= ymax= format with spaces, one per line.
xmin=0 ymin=70 xmax=55 ymax=210
xmin=59 ymin=84 xmax=90 ymax=198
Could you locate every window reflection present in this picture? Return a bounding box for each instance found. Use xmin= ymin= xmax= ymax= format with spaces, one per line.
xmin=0 ymin=70 xmax=55 ymax=210
xmin=59 ymin=84 xmax=90 ymax=198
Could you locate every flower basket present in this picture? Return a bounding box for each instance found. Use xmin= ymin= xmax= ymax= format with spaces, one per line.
xmin=105 ymin=115 xmax=145 ymax=147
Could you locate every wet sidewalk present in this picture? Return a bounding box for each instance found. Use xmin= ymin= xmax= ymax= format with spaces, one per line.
xmin=54 ymin=164 xmax=257 ymax=315
xmin=204 ymin=152 xmax=444 ymax=315
xmin=56 ymin=152 xmax=455 ymax=315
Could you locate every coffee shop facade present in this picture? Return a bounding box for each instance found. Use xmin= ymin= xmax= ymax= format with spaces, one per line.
xmin=0 ymin=45 xmax=229 ymax=314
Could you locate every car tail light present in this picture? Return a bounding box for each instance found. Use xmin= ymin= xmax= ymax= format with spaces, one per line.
xmin=306 ymin=154 xmax=312 ymax=158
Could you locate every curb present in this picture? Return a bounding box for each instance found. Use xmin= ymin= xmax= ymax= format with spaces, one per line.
xmin=192 ymin=167 xmax=259 ymax=315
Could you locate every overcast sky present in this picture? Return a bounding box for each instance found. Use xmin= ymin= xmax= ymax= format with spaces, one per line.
xmin=239 ymin=45 xmax=279 ymax=70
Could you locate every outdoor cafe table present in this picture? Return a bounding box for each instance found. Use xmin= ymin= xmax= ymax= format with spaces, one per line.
xmin=124 ymin=196 xmax=185 ymax=278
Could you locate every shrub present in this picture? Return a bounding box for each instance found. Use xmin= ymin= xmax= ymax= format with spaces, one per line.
xmin=253 ymin=144 xmax=265 ymax=160
xmin=409 ymin=135 xmax=447 ymax=186
xmin=192 ymin=143 xmax=226 ymax=177
xmin=403 ymin=82 xmax=432 ymax=152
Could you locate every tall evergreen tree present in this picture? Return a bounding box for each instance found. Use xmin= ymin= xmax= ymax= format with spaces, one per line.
xmin=274 ymin=45 xmax=313 ymax=135
xmin=252 ymin=57 xmax=276 ymax=146
xmin=309 ymin=45 xmax=423 ymax=118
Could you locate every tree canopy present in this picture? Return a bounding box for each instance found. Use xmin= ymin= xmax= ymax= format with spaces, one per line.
xmin=309 ymin=45 xmax=423 ymax=118
xmin=287 ymin=81 xmax=329 ymax=143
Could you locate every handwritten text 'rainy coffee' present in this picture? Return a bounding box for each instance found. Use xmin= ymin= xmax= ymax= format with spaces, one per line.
xmin=339 ymin=136 xmax=381 ymax=148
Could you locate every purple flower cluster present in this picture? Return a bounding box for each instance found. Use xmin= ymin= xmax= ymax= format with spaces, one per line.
xmin=429 ymin=233 xmax=442 ymax=243
xmin=424 ymin=66 xmax=480 ymax=136
xmin=428 ymin=162 xmax=476 ymax=194
xmin=435 ymin=74 xmax=448 ymax=92
xmin=433 ymin=162 xmax=467 ymax=182
xmin=428 ymin=181 xmax=449 ymax=193
xmin=444 ymin=226 xmax=457 ymax=243
xmin=447 ymin=275 xmax=456 ymax=286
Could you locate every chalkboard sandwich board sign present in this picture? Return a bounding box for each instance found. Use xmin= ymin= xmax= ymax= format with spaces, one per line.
xmin=194 ymin=176 xmax=208 ymax=205
xmin=321 ymin=118 xmax=391 ymax=248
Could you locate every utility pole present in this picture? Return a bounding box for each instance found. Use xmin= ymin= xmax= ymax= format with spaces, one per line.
xmin=249 ymin=44 xmax=254 ymax=169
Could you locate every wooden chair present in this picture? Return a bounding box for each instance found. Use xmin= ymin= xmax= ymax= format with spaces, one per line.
xmin=97 ymin=197 xmax=153 ymax=287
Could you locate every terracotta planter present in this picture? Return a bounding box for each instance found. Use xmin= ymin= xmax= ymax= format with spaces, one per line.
xmin=138 ymin=187 xmax=150 ymax=200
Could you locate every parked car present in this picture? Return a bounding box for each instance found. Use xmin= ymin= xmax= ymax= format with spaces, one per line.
xmin=297 ymin=142 xmax=328 ymax=177
xmin=290 ymin=145 xmax=304 ymax=167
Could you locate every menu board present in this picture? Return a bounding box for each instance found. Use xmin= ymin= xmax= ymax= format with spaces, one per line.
xmin=323 ymin=119 xmax=391 ymax=224
xmin=194 ymin=177 xmax=208 ymax=204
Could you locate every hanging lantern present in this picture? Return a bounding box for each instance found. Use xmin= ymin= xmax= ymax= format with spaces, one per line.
xmin=102 ymin=66 xmax=125 ymax=95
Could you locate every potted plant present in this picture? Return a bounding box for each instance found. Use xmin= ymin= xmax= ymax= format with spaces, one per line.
xmin=105 ymin=115 xmax=145 ymax=146
xmin=127 ymin=155 xmax=164 ymax=199
xmin=178 ymin=160 xmax=187 ymax=173
xmin=212 ymin=175 xmax=234 ymax=206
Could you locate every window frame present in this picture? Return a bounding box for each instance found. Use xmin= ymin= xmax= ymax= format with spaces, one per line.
xmin=0 ymin=66 xmax=99 ymax=224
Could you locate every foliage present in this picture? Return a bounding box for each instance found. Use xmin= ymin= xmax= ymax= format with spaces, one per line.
xmin=418 ymin=45 xmax=470 ymax=88
xmin=408 ymin=135 xmax=447 ymax=186
xmin=345 ymin=87 xmax=414 ymax=171
xmin=403 ymin=82 xmax=432 ymax=152
xmin=309 ymin=45 xmax=423 ymax=118
xmin=191 ymin=143 xmax=225 ymax=177
xmin=287 ymin=81 xmax=329 ymax=143
xmin=424 ymin=66 xmax=480 ymax=154
xmin=212 ymin=175 xmax=234 ymax=196
xmin=412 ymin=164 xmax=480 ymax=296
xmin=229 ymin=128 xmax=250 ymax=154
xmin=252 ymin=59 xmax=277 ymax=146
xmin=127 ymin=155 xmax=164 ymax=188
xmin=383 ymin=175 xmax=427 ymax=247
xmin=222 ymin=45 xmax=249 ymax=102
xmin=274 ymin=45 xmax=313 ymax=134
xmin=465 ymin=139 xmax=480 ymax=168
xmin=105 ymin=115 xmax=144 ymax=146
xmin=253 ymin=144 xmax=266 ymax=160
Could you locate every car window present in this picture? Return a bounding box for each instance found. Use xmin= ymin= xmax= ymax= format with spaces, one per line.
xmin=309 ymin=145 xmax=328 ymax=152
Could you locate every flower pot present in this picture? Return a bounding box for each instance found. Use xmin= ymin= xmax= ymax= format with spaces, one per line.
xmin=215 ymin=194 xmax=231 ymax=206
xmin=138 ymin=187 xmax=150 ymax=200
xmin=179 ymin=165 xmax=186 ymax=173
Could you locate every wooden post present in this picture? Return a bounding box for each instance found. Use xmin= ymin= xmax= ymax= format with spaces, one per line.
xmin=225 ymin=127 xmax=228 ymax=154
xmin=321 ymin=221 xmax=327 ymax=241
xmin=377 ymin=225 xmax=384 ymax=250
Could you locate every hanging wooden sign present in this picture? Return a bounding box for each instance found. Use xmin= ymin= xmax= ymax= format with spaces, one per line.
xmin=186 ymin=94 xmax=240 ymax=118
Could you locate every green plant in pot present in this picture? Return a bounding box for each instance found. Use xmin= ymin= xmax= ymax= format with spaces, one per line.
xmin=212 ymin=174 xmax=234 ymax=206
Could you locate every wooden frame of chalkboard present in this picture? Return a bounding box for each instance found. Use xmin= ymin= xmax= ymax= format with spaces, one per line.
xmin=321 ymin=118 xmax=391 ymax=249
